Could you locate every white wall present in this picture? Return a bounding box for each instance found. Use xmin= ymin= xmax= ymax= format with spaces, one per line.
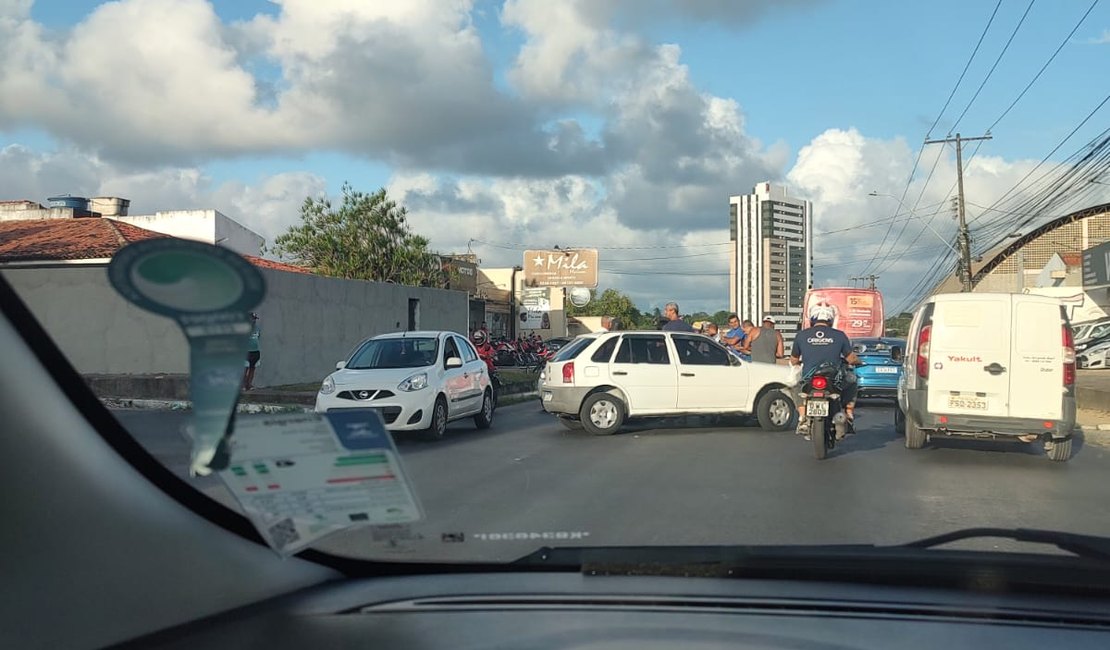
xmin=2 ymin=265 xmax=469 ymax=387
xmin=110 ymin=210 xmax=263 ymax=257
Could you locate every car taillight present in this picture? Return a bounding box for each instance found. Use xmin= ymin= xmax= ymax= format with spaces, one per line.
xmin=811 ymin=375 xmax=828 ymax=390
xmin=562 ymin=362 xmax=575 ymax=384
xmin=916 ymin=324 xmax=931 ymax=379
xmin=1063 ymin=325 xmax=1076 ymax=387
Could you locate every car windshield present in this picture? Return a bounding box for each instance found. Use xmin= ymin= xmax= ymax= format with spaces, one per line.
xmin=3 ymin=0 xmax=1110 ymax=572
xmin=348 ymin=338 xmax=438 ymax=369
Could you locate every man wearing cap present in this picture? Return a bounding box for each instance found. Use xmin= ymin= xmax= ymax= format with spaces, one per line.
xmin=749 ymin=315 xmax=784 ymax=364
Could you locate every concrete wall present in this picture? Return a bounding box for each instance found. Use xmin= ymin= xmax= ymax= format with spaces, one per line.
xmin=2 ymin=265 xmax=469 ymax=388
xmin=111 ymin=210 xmax=263 ymax=257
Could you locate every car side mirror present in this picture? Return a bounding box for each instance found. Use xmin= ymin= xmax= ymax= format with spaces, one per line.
xmin=335 ymin=361 xmax=347 ymax=370
xmin=446 ymin=356 xmax=463 ymax=369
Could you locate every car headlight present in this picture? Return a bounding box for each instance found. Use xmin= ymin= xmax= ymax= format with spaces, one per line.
xmin=399 ymin=372 xmax=428 ymax=392
xmin=319 ymin=375 xmax=336 ymax=395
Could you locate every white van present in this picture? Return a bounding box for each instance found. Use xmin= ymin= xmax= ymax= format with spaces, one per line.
xmin=896 ymin=292 xmax=1077 ymax=461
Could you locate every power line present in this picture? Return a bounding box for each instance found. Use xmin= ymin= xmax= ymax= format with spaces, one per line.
xmin=948 ymin=0 xmax=1037 ymax=133
xmin=471 ymin=238 xmax=732 ymax=251
xmin=859 ymin=0 xmax=1003 ymax=276
xmin=604 ymin=250 xmax=731 ymax=262
xmin=986 ymin=0 xmax=1101 ymax=133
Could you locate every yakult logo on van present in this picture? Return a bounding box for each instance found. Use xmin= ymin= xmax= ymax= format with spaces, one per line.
xmin=947 ymin=355 xmax=982 ymax=363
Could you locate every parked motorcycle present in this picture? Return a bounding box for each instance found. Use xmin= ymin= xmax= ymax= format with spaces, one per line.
xmin=798 ymin=362 xmax=857 ymax=460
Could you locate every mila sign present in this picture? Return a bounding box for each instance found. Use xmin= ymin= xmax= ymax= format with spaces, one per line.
xmin=523 ymin=248 xmax=599 ymax=288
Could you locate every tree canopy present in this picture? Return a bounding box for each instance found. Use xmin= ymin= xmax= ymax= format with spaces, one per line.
xmin=269 ymin=183 xmax=450 ymax=288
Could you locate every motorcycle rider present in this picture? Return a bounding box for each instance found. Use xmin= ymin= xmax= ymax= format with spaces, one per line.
xmin=790 ymin=304 xmax=860 ymax=436
xmin=471 ymin=329 xmax=497 ymax=374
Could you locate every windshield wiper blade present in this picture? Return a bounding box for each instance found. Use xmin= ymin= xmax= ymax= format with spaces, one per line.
xmin=902 ymin=527 xmax=1110 ymax=561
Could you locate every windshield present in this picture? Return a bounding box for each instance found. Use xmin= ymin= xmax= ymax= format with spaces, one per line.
xmin=348 ymin=338 xmax=438 ymax=370
xmin=3 ymin=0 xmax=1110 ymax=568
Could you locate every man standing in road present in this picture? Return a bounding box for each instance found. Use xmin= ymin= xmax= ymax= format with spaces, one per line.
xmin=791 ymin=305 xmax=860 ymax=436
xmin=704 ymin=322 xmax=721 ymax=343
xmin=721 ymin=313 xmax=745 ymax=355
xmin=749 ymin=315 xmax=785 ymax=364
xmin=662 ymin=302 xmax=695 ymax=332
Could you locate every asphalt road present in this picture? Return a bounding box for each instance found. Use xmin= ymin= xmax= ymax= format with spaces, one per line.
xmin=113 ymin=400 xmax=1110 ymax=563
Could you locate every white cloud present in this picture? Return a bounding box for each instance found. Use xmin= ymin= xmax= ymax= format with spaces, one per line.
xmin=1085 ymin=28 xmax=1110 ymax=44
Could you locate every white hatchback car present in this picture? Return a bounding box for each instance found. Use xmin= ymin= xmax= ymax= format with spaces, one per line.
xmin=540 ymin=331 xmax=797 ymax=435
xmin=314 ymin=331 xmax=494 ymax=440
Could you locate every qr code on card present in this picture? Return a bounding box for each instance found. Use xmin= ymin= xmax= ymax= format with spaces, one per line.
xmin=267 ymin=518 xmax=300 ymax=551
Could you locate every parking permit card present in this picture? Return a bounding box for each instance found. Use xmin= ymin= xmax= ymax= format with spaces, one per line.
xmin=217 ymin=410 xmax=422 ymax=557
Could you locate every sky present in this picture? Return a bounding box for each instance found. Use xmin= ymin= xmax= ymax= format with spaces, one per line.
xmin=2 ymin=0 xmax=1108 ymax=315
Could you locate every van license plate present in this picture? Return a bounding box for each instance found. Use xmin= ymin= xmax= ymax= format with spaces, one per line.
xmin=806 ymin=400 xmax=829 ymax=417
xmin=948 ymin=396 xmax=988 ymax=411
xmin=875 ymin=366 xmax=898 ymax=374
xmin=543 ymin=391 xmax=553 ymax=402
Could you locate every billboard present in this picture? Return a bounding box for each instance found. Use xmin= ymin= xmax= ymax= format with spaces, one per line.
xmin=801 ymin=288 xmax=885 ymax=339
xmin=439 ymin=256 xmax=478 ymax=293
xmin=1082 ymin=240 xmax=1110 ymax=290
xmin=519 ymin=287 xmax=551 ymax=329
xmin=523 ymin=248 xmax=598 ymax=288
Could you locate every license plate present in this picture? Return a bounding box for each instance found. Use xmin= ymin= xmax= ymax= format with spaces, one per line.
xmin=875 ymin=366 xmax=898 ymax=374
xmin=543 ymin=391 xmax=553 ymax=402
xmin=806 ymin=400 xmax=829 ymax=417
xmin=947 ymin=396 xmax=988 ymax=411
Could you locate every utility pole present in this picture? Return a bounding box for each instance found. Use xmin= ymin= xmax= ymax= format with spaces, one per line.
xmin=923 ymin=132 xmax=992 ymax=292
xmin=849 ymin=274 xmax=880 ymax=290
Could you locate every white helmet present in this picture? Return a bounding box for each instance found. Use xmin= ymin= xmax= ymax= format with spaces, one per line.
xmin=809 ymin=304 xmax=836 ymax=323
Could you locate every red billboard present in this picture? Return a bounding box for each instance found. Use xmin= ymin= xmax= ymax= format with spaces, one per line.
xmin=801 ymin=288 xmax=885 ymax=339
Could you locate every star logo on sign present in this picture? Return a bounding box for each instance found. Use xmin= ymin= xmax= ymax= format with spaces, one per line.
xmin=533 ymin=255 xmax=545 ymax=267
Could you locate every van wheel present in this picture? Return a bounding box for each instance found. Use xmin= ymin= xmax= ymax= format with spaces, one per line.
xmin=756 ymin=390 xmax=795 ymax=431
xmin=905 ymin=418 xmax=927 ymax=450
xmin=894 ymin=405 xmax=906 ymax=432
xmin=580 ymin=393 xmax=625 ymax=436
xmin=1046 ymin=437 xmax=1072 ymax=462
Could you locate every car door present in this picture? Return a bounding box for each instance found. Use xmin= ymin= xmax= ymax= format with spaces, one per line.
xmin=928 ymin=295 xmax=1011 ymax=418
xmin=1009 ymin=297 xmax=1063 ymax=420
xmin=440 ymin=335 xmax=471 ymax=416
xmin=455 ymin=335 xmax=486 ymax=413
xmin=610 ymin=334 xmax=678 ymax=414
xmin=671 ymin=334 xmax=747 ymax=410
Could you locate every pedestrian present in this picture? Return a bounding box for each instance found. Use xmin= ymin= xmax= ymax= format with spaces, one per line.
xmin=749 ymin=315 xmax=785 ymax=363
xmin=243 ymin=312 xmax=261 ymax=391
xmin=704 ymin=322 xmax=721 ymax=343
xmin=661 ymin=301 xmax=695 ymax=332
xmin=721 ymin=314 xmax=745 ymax=355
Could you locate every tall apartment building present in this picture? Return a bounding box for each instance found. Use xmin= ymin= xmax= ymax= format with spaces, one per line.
xmin=729 ymin=182 xmax=813 ymax=343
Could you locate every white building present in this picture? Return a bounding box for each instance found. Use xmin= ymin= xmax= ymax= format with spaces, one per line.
xmin=0 ymin=196 xmax=264 ymax=257
xmin=729 ymin=182 xmax=813 ymax=341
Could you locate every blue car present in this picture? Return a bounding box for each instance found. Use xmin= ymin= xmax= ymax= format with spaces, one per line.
xmin=852 ymin=337 xmax=906 ymax=400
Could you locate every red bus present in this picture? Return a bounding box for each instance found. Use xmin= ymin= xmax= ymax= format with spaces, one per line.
xmin=800 ymin=288 xmax=885 ymax=339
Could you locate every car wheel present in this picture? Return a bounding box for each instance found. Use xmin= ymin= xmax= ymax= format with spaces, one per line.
xmin=579 ymin=392 xmax=625 ymax=436
xmin=557 ymin=417 xmax=584 ymax=430
xmin=904 ymin=415 xmax=927 ymax=449
xmin=474 ymin=389 xmax=495 ymax=430
xmin=756 ymin=389 xmax=795 ymax=431
xmin=421 ymin=395 xmax=449 ymax=441
xmin=1046 ymin=437 xmax=1072 ymax=462
xmin=894 ymin=404 xmax=906 ymax=432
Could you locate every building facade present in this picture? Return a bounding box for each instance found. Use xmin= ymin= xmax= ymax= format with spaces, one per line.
xmin=729 ymin=182 xmax=813 ymax=338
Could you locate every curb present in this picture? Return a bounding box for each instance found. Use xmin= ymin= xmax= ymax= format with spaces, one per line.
xmin=102 ymin=398 xmax=310 ymax=413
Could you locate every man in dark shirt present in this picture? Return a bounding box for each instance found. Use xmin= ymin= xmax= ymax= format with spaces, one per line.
xmin=791 ymin=305 xmax=860 ymax=435
xmin=661 ymin=301 xmax=695 ymax=332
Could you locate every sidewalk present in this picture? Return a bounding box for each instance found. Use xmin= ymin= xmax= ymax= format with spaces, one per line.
xmin=1077 ymin=370 xmax=1110 ymax=413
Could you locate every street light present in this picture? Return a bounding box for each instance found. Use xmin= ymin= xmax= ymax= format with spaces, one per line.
xmin=867 ymin=191 xmax=962 ymax=256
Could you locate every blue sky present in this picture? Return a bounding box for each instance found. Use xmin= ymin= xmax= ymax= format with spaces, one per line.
xmin=3 ymin=0 xmax=1108 ymax=312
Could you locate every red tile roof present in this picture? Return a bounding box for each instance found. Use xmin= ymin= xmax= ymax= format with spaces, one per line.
xmin=1062 ymin=252 xmax=1082 ymax=267
xmin=0 ymin=218 xmax=313 ymax=275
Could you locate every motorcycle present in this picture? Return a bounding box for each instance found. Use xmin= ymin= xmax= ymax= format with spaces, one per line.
xmin=798 ymin=361 xmax=859 ymax=460
xmin=475 ymin=342 xmax=503 ymax=406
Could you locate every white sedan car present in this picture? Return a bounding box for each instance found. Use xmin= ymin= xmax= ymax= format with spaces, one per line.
xmin=315 ymin=331 xmax=494 ymax=439
xmin=539 ymin=331 xmax=797 ymax=435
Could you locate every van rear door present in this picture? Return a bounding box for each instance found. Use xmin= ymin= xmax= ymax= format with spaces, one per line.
xmin=928 ymin=295 xmax=1011 ymax=418
xmin=1009 ymin=296 xmax=1063 ymax=420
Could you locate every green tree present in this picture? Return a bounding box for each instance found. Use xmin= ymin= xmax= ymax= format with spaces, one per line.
xmin=884 ymin=312 xmax=914 ymax=337
xmin=566 ymin=288 xmax=645 ymax=329
xmin=269 ymin=183 xmax=450 ymax=287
